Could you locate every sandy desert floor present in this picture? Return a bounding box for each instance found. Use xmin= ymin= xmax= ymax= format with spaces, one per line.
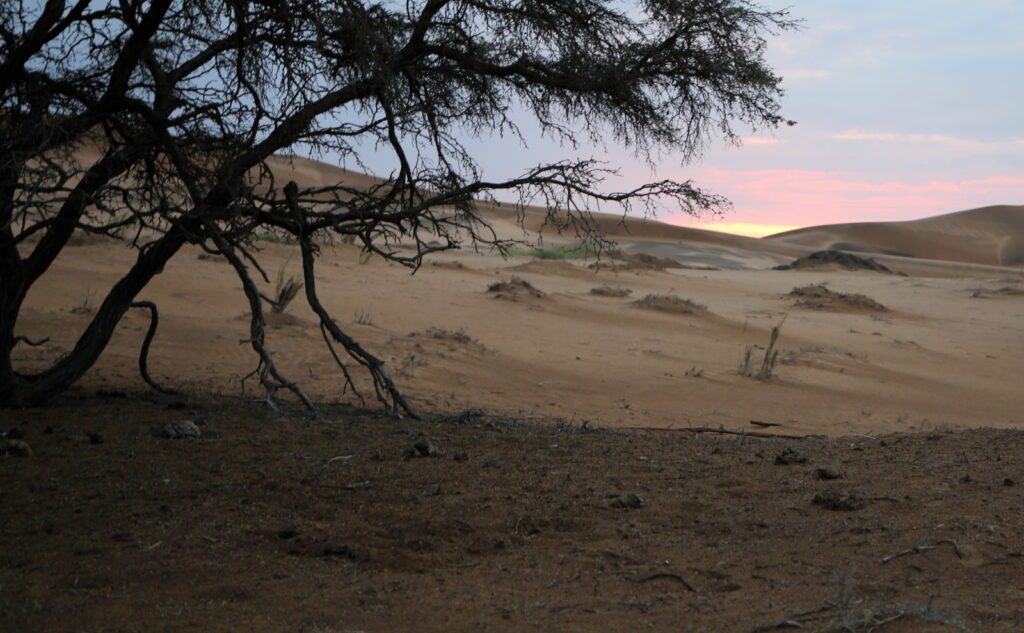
xmin=4 ymin=186 xmax=1024 ymax=631
xmin=11 ymin=206 xmax=1024 ymax=438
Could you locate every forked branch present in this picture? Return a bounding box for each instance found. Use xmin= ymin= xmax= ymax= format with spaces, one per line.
xmin=285 ymin=182 xmax=419 ymax=419
xmin=207 ymin=227 xmax=317 ymax=413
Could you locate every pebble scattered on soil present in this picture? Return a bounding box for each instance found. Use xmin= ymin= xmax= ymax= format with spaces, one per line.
xmin=155 ymin=420 xmax=202 ymax=439
xmin=606 ymin=493 xmax=646 ymax=509
xmin=775 ymin=447 xmax=809 ymax=465
xmin=815 ymin=466 xmax=844 ymax=480
xmin=812 ymin=489 xmax=867 ymax=511
xmin=402 ymin=439 xmax=441 ymax=459
xmin=2 ymin=439 xmax=33 ymax=457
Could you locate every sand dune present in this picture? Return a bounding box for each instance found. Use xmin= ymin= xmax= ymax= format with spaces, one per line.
xmin=18 ymin=232 xmax=1024 ymax=437
xmin=14 ymin=155 xmax=1024 ymax=437
xmin=766 ymin=205 xmax=1024 ymax=267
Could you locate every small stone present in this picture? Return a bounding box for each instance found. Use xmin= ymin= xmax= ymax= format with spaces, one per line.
xmin=6 ymin=428 xmax=24 ymax=440
xmin=87 ymin=431 xmax=104 ymax=444
xmin=3 ymin=439 xmax=33 ymax=457
xmin=402 ymin=439 xmax=441 ymax=460
xmin=960 ymin=473 xmax=974 ymax=483
xmin=517 ymin=516 xmax=541 ymax=536
xmin=453 ymin=451 xmax=468 ymax=462
xmin=156 ymin=420 xmax=202 ymax=439
xmin=277 ymin=524 xmax=300 ymax=540
xmin=815 ymin=466 xmax=844 ymax=480
xmin=608 ymin=493 xmax=646 ymax=509
xmin=1004 ymin=478 xmax=1016 ymax=487
xmin=321 ymin=544 xmax=356 ymax=559
xmin=812 ymin=490 xmax=867 ymax=511
xmin=775 ymin=447 xmax=809 ymax=465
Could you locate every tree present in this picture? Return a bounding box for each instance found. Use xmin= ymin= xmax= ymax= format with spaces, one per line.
xmin=1 ymin=0 xmax=793 ymax=414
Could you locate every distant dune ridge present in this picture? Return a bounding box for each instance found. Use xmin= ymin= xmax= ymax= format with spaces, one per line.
xmin=764 ymin=205 xmax=1024 ymax=268
xmin=266 ymin=155 xmax=1024 ymax=270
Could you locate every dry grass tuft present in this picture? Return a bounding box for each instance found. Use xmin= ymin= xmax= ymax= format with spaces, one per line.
xmin=271 ymin=267 xmax=303 ymax=314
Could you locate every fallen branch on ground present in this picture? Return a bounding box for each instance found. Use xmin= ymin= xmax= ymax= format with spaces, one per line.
xmin=629 ymin=426 xmax=821 ymax=440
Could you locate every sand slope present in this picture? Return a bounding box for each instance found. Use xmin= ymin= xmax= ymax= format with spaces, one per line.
xmin=17 ymin=233 xmax=1024 ymax=437
xmin=765 ymin=205 xmax=1024 ymax=267
xmin=13 ymin=156 xmax=1024 ymax=436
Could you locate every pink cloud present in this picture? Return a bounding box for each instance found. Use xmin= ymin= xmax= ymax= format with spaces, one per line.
xmin=663 ymin=168 xmax=1024 ymax=229
xmin=835 ymin=130 xmax=959 ymax=143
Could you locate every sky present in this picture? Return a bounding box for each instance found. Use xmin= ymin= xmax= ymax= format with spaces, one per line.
xmin=672 ymin=0 xmax=1024 ymax=236
xmin=346 ymin=1 xmax=1024 ymax=238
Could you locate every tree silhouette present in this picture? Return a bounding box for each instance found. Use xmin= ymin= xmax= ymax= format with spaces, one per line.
xmin=1 ymin=0 xmax=793 ymax=413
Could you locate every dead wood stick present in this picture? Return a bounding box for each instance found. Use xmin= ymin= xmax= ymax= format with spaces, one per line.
xmin=629 ymin=426 xmax=819 ymax=440
xmin=12 ymin=335 xmax=50 ymax=348
xmin=637 ymin=572 xmax=697 ymax=592
xmin=750 ymin=605 xmax=835 ymax=632
xmin=750 ymin=420 xmax=782 ymax=428
xmin=882 ymin=542 xmax=936 ymax=564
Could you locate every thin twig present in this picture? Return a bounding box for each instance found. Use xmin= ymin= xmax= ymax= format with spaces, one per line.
xmin=11 ymin=335 xmax=50 ymax=349
xmin=882 ymin=542 xmax=936 ymax=564
xmin=750 ymin=606 xmax=836 ymax=633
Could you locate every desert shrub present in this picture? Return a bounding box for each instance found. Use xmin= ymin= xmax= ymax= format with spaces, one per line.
xmin=632 ymin=294 xmax=706 ymax=314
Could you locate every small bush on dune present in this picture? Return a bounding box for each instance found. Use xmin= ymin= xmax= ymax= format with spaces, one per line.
xmin=486 ymin=277 xmax=545 ymax=301
xmin=632 ymin=294 xmax=706 ymax=314
xmin=590 ymin=285 xmax=632 ymax=298
xmin=789 ymin=284 xmax=887 ymax=312
xmin=513 ymin=242 xmax=597 ymax=260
